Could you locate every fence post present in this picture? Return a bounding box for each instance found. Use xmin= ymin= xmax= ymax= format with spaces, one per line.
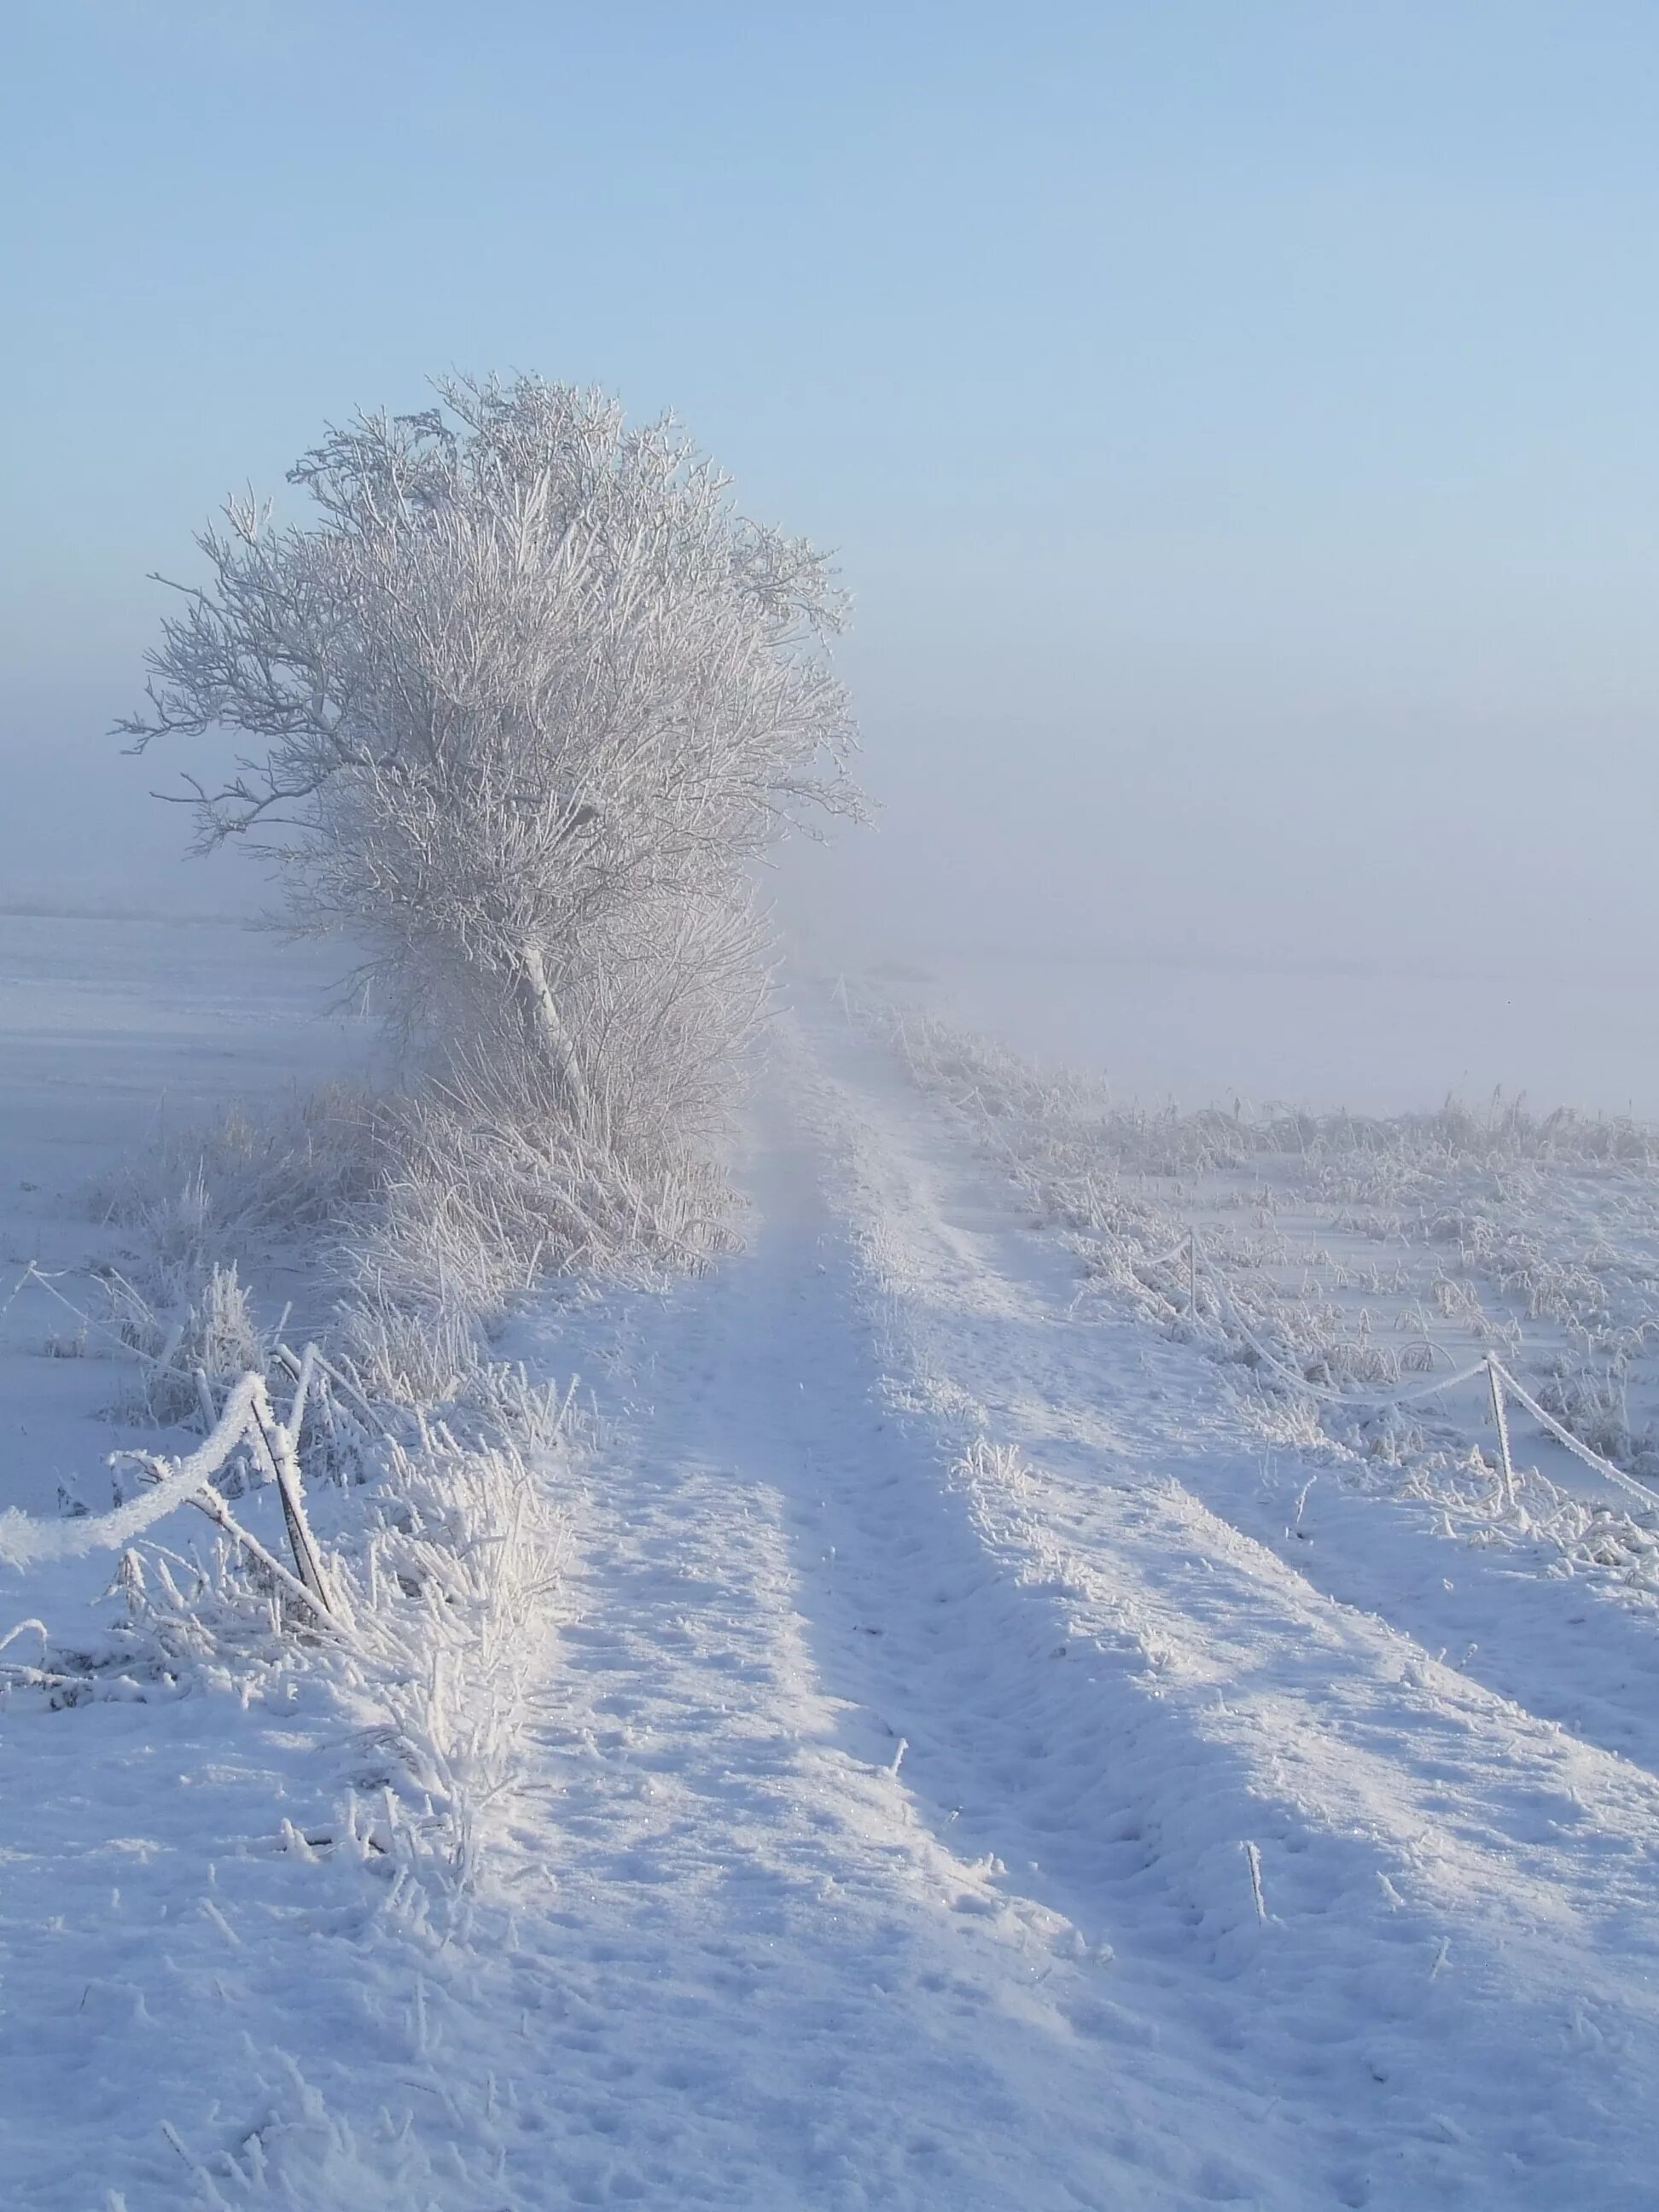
xmin=1188 ymin=1228 xmax=1199 ymax=1317
xmin=247 ymin=1386 xmax=333 ymax=1615
xmin=1486 ymin=1357 xmax=1516 ymax=1510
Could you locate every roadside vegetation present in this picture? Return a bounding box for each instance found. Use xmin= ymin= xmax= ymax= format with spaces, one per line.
xmin=3 ymin=378 xmax=861 ymax=1910
xmin=118 ymin=375 xmax=861 ymax=1363
xmin=865 ymin=994 xmax=1659 ymax=1598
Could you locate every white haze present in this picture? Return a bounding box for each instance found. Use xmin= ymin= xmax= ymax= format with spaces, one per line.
xmin=4 ymin=563 xmax=1657 ymax=1117
xmin=781 ymin=553 xmax=1659 ymax=1118
xmin=6 ymin=4 xmax=1659 ymax=1119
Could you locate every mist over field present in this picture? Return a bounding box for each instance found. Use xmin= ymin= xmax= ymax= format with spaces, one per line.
xmin=8 ymin=5 xmax=1659 ymax=1124
xmin=11 ymin=597 xmax=1655 ymax=1118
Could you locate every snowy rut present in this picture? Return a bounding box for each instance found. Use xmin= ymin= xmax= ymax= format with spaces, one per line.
xmin=783 ymin=1022 xmax=1659 ymax=2199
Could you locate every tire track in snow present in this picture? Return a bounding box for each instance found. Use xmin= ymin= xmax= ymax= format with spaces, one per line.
xmin=844 ymin=1014 xmax=1659 ymax=1788
xmin=497 ymin=1243 xmax=1272 ymax=2208
xmin=778 ymin=1015 xmax=1659 ymax=2209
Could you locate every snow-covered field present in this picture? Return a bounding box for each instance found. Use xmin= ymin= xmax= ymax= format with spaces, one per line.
xmin=0 ymin=916 xmax=372 ymax=1519
xmin=6 ymin=922 xmax=1659 ymax=2204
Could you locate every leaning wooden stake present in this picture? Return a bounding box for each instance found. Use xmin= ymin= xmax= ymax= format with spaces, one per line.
xmin=123 ymin=1450 xmax=332 ymax=1625
xmin=191 ymin=1484 xmax=333 ymax=1624
xmin=246 ymin=1383 xmax=334 ymax=1615
xmin=1486 ymin=1357 xmax=1516 ymax=1510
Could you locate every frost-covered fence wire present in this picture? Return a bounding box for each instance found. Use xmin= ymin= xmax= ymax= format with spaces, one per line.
xmin=1487 ymin=1357 xmax=1659 ymax=1510
xmin=0 ymin=1361 xmax=334 ymax=1619
xmin=863 ymin=996 xmax=1659 ymax=1567
xmin=1157 ymin=1227 xmax=1656 ymax=1511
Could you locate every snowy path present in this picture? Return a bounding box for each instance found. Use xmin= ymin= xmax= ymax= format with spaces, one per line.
xmin=480 ymin=1016 xmax=1659 ymax=2206
xmin=487 ymin=1113 xmax=1222 ymax=2208
xmin=824 ymin=1016 xmax=1659 ymax=1785
xmin=10 ymin=1002 xmax=1659 ymax=2204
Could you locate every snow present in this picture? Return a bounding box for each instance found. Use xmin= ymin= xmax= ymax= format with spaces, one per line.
xmin=7 ymin=927 xmax=1659 ymax=2203
xmin=772 ymin=1012 xmax=1659 ymax=2204
xmin=0 ymin=916 xmax=372 ymax=1515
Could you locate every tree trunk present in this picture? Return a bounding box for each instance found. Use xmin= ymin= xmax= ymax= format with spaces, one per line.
xmin=515 ymin=944 xmax=590 ymax=1126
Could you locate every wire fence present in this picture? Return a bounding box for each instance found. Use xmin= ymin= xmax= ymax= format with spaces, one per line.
xmin=0 ymin=1351 xmax=337 ymax=1624
xmin=1142 ymin=1227 xmax=1657 ymax=1515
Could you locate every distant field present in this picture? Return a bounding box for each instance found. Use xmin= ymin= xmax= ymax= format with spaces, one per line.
xmin=0 ymin=913 xmax=375 ymax=1518
xmin=883 ymin=944 xmax=1659 ymax=1120
xmin=0 ymin=911 xmax=373 ymax=1134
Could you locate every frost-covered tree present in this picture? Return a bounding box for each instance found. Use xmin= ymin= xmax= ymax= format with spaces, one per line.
xmin=119 ymin=377 xmax=861 ymax=1150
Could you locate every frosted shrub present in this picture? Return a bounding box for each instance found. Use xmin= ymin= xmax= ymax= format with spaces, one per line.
xmin=160 ymin=1262 xmax=265 ymax=1423
xmin=96 ymin=1260 xmax=268 ymax=1428
xmin=1538 ymin=1359 xmax=1659 ymax=1476
xmin=73 ymin=1336 xmax=572 ymax=1888
xmin=95 ymin=1086 xmax=387 ymax=1266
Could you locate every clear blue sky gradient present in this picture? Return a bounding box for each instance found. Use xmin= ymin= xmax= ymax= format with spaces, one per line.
xmin=3 ymin=1 xmax=1657 ymax=968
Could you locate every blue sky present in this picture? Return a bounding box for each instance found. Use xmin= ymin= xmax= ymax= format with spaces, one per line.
xmin=3 ymin=1 xmax=1658 ymax=971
